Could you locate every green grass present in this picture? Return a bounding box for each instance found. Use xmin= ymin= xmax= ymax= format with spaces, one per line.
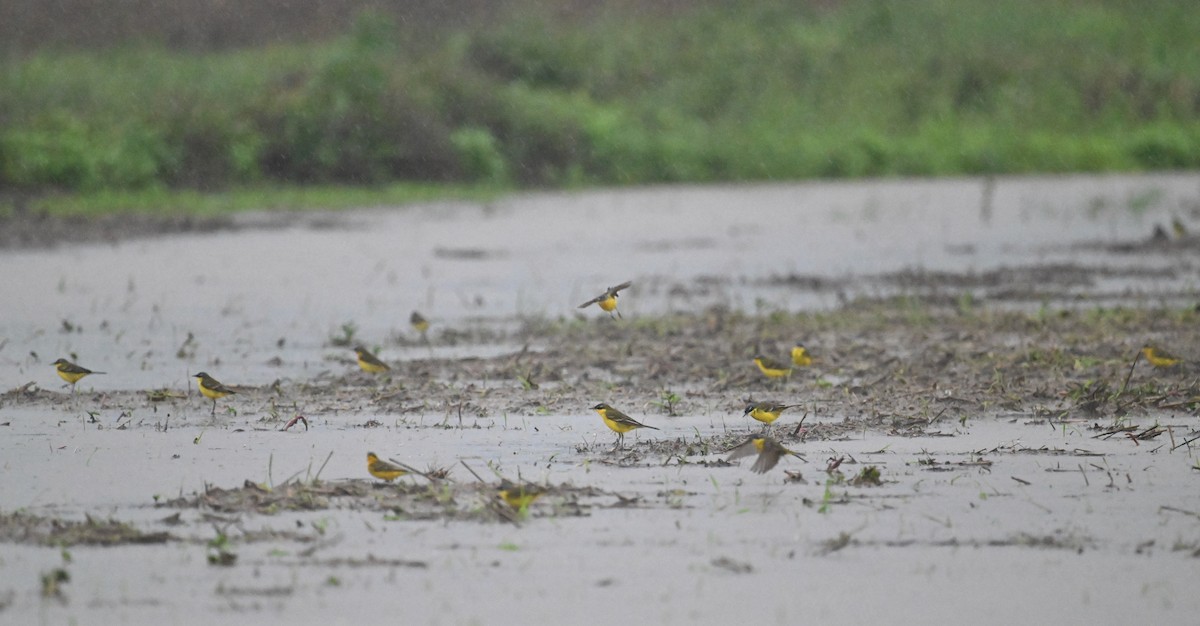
xmin=15 ymin=182 xmax=505 ymax=217
xmin=3 ymin=0 xmax=1200 ymax=212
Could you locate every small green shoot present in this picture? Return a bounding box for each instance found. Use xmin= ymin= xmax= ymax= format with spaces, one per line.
xmin=329 ymin=321 xmax=358 ymax=347
xmin=207 ymin=532 xmax=237 ymax=566
xmin=651 ymin=389 xmax=682 ymax=416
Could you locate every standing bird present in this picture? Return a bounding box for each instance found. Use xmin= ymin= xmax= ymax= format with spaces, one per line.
xmin=726 ymin=435 xmax=805 ymax=474
xmin=578 ymin=281 xmax=633 ymax=319
xmin=791 ymin=344 xmax=814 ymax=367
xmin=193 ymin=372 xmax=236 ymax=416
xmin=753 ymin=355 xmax=791 ymax=380
xmin=410 ymin=311 xmax=430 ymax=337
xmin=743 ymin=401 xmax=800 ymax=431
xmin=52 ymin=358 xmax=104 ymax=393
xmin=590 ymin=402 xmax=658 ymax=449
xmin=497 ymin=480 xmax=546 ymax=510
xmin=366 ymin=452 xmax=423 ymax=482
xmin=353 ymin=345 xmax=391 ymax=373
xmin=1141 ymin=345 xmax=1182 ymax=368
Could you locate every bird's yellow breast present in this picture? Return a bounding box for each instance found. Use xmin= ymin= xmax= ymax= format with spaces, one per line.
xmin=357 ymin=356 xmax=389 ymax=373
xmin=197 ymin=380 xmax=231 ymax=399
xmin=597 ymin=410 xmax=637 ymax=433
xmin=791 ymin=346 xmax=813 ymax=367
xmin=749 ymin=407 xmax=782 ymax=424
xmin=499 ymin=490 xmax=542 ymax=509
xmin=1142 ymin=347 xmax=1180 ymax=367
xmin=367 ymin=454 xmax=406 ymax=481
xmin=56 ymin=369 xmax=89 ymax=384
xmin=754 ymin=358 xmax=789 ymax=378
xmin=598 ymin=295 xmax=618 ymax=312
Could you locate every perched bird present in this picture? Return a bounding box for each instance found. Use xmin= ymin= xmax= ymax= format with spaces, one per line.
xmin=353 ymin=345 xmax=390 ymax=373
xmin=497 ymin=480 xmax=546 ymax=510
xmin=366 ymin=452 xmax=422 ymax=482
xmin=52 ymin=358 xmax=104 ymax=393
xmin=590 ymin=402 xmax=658 ymax=448
xmin=791 ymin=344 xmax=814 ymax=367
xmin=743 ymin=402 xmax=800 ymax=428
xmin=1141 ymin=345 xmax=1182 ymax=368
xmin=578 ymin=281 xmax=633 ymax=319
xmin=193 ymin=372 xmax=236 ymax=416
xmin=410 ymin=311 xmax=430 ymax=336
xmin=726 ymin=435 xmax=805 ymax=474
xmin=753 ymin=355 xmax=791 ymax=380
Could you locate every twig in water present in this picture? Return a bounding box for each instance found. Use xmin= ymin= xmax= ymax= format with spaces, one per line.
xmin=1115 ymin=350 xmax=1141 ymax=399
xmin=791 ymin=411 xmax=809 ymax=438
xmin=313 ymin=450 xmax=334 ymax=482
xmin=459 ymin=460 xmax=487 ymax=484
xmin=1159 ymin=505 xmax=1200 ymax=520
xmin=1170 ymin=433 xmax=1200 ymax=451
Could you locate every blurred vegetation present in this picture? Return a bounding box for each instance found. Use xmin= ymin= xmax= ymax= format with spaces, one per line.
xmin=2 ymin=0 xmax=1199 ymax=211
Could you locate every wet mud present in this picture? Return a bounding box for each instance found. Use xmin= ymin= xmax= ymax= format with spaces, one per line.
xmin=2 ymin=173 xmax=1200 ymax=624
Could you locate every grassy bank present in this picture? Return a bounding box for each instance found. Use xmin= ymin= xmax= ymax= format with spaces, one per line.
xmin=16 ymin=183 xmax=504 ymax=218
xmin=2 ymin=0 xmax=1200 ymax=212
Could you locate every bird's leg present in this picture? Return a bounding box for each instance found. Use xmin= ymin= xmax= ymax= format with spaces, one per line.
xmin=210 ymin=399 xmax=217 ymax=416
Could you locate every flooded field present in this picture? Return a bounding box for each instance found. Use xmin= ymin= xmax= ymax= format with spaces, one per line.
xmin=2 ymin=173 xmax=1200 ymax=624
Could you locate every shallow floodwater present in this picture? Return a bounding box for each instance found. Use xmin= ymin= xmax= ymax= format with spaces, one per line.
xmin=2 ymin=173 xmax=1200 ymax=624
xmin=3 ymin=408 xmax=1199 ymax=624
xmin=2 ymin=173 xmax=1199 ymax=389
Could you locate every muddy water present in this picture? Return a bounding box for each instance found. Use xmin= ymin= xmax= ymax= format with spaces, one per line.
xmin=3 ymin=173 xmax=1199 ymax=390
xmin=2 ymin=173 xmax=1200 ymax=624
xmin=3 ymin=410 xmax=1199 ymax=624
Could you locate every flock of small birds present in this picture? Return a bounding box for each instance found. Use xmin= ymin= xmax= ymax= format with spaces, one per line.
xmin=46 ymin=278 xmax=1186 ymax=512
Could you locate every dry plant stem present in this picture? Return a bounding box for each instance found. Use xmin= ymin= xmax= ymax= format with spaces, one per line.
xmin=1115 ymin=350 xmax=1141 ymax=399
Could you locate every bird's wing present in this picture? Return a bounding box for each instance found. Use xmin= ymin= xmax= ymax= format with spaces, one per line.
xmin=210 ymin=380 xmax=237 ymax=394
xmin=751 ymin=451 xmax=782 ymax=474
xmin=609 ymin=409 xmax=657 ymax=430
xmin=725 ymin=438 xmax=760 ymax=462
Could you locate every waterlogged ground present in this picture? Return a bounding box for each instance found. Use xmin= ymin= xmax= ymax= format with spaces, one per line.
xmin=2 ymin=173 xmax=1200 ymax=624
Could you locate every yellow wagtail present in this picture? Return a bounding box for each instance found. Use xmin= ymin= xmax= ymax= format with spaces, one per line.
xmin=726 ymin=435 xmax=805 ymax=474
xmin=52 ymin=358 xmax=104 ymax=393
xmin=193 ymin=372 xmax=236 ymax=416
xmin=1141 ymin=345 xmax=1182 ymax=368
xmin=410 ymin=311 xmax=430 ymax=336
xmin=578 ymin=281 xmax=633 ymax=319
xmin=591 ymin=402 xmax=658 ymax=448
xmin=753 ymin=355 xmax=791 ymax=380
xmin=743 ymin=401 xmax=800 ymax=428
xmin=497 ymin=480 xmax=546 ymax=510
xmin=791 ymin=344 xmax=814 ymax=367
xmin=366 ymin=452 xmax=422 ymax=482
xmin=353 ymin=345 xmax=390 ymax=373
